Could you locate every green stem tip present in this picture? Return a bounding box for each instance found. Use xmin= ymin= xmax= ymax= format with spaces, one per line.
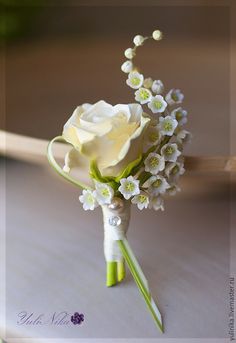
xmin=117 ymin=260 xmax=126 ymax=282
xmin=106 ymin=261 xmax=117 ymax=287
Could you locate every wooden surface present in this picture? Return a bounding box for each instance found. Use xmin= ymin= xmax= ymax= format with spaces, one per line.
xmin=0 ymin=130 xmax=235 ymax=173
xmin=1 ymin=154 xmax=230 ymax=340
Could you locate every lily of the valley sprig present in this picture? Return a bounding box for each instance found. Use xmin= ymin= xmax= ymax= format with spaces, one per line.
xmin=61 ymin=30 xmax=191 ymax=213
xmin=47 ymin=29 xmax=191 ymax=334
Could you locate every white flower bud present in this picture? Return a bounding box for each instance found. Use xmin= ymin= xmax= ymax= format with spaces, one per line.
xmin=151 ymin=80 xmax=164 ymax=94
xmin=121 ymin=60 xmax=133 ymax=73
xmin=133 ymin=35 xmax=145 ymax=46
xmin=143 ymin=77 xmax=153 ymax=88
xmin=124 ymin=48 xmax=135 ymax=59
xmin=152 ymin=30 xmax=162 ymax=41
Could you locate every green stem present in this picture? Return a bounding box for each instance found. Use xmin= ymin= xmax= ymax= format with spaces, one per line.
xmin=157 ymin=135 xmax=170 ymax=153
xmin=118 ymin=239 xmax=164 ymax=333
xmin=106 ymin=261 xmax=117 ymax=287
xmin=139 ymin=171 xmax=152 ymax=186
xmin=117 ymin=260 xmax=126 ymax=282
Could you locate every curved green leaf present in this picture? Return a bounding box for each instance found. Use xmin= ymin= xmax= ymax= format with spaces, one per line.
xmin=47 ymin=136 xmax=91 ymax=190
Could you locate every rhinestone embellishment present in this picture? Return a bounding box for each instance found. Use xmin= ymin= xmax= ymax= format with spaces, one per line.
xmin=109 ymin=216 xmax=121 ymax=226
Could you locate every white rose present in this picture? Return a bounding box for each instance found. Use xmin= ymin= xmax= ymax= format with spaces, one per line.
xmin=62 ymin=100 xmax=150 ymax=183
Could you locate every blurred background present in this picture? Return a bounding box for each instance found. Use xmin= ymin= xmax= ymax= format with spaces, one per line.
xmin=0 ymin=0 xmax=235 ymax=340
xmin=0 ymin=0 xmax=231 ymax=156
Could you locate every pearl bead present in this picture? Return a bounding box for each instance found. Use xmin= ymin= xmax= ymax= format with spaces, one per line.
xmin=108 ymin=197 xmax=124 ymax=211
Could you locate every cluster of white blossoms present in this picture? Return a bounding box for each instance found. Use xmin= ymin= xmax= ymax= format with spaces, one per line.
xmin=78 ymin=29 xmax=191 ymax=212
xmin=79 ymin=182 xmax=114 ymax=211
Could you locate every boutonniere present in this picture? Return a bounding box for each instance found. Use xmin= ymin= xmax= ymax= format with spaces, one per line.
xmin=47 ymin=29 xmax=191 ymax=333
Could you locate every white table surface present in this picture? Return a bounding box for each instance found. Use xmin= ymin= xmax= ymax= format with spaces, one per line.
xmin=0 ymin=158 xmax=230 ymax=341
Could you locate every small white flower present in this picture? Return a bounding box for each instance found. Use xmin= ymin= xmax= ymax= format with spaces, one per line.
xmin=133 ymin=34 xmax=145 ymax=46
xmin=165 ymin=89 xmax=184 ymax=106
xmin=144 ymin=126 xmax=162 ymax=147
xmin=121 ymin=60 xmax=133 ymax=73
xmin=176 ymin=129 xmax=192 ymax=145
xmin=94 ymin=182 xmax=114 ymax=205
xmin=161 ymin=143 xmax=181 ymax=162
xmin=166 ymin=184 xmax=181 ymax=196
xmin=126 ymin=71 xmax=144 ymax=89
xmin=143 ymin=77 xmax=153 ymax=88
xmin=149 ymin=196 xmax=164 ymax=211
xmin=144 ymin=152 xmax=165 ymax=175
xmin=135 ymin=87 xmax=152 ymax=104
xmin=131 ymin=192 xmax=149 ymax=210
xmin=152 ymin=30 xmax=163 ymax=41
xmin=119 ymin=176 xmax=140 ymax=200
xmin=171 ymin=107 xmax=187 ymax=126
xmin=151 ymin=80 xmax=164 ymax=94
xmin=158 ymin=115 xmax=178 ymax=136
xmin=165 ymin=162 xmax=185 ymax=180
xmin=147 ymin=175 xmax=170 ymax=195
xmin=79 ymin=189 xmax=98 ymax=211
xmin=124 ymin=48 xmax=136 ymax=59
xmin=148 ymin=95 xmax=167 ymax=114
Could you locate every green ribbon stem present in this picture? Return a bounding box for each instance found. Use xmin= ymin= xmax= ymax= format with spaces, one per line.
xmin=118 ymin=238 xmax=164 ymax=333
xmin=47 ymin=136 xmax=91 ymax=190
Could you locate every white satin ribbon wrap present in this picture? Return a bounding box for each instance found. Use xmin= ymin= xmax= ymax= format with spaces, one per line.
xmin=102 ymin=201 xmax=163 ymax=329
xmin=102 ymin=200 xmax=130 ymax=262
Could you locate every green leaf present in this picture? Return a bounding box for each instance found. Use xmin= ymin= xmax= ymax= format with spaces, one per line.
xmin=90 ymin=160 xmax=104 ymax=182
xmin=89 ymin=160 xmax=118 ymax=190
xmin=115 ymin=154 xmax=143 ymax=182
